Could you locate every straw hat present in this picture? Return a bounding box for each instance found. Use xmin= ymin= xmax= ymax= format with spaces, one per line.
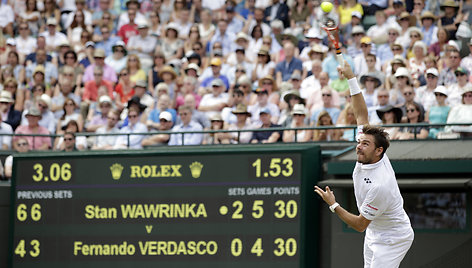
xmin=158 ymin=65 xmax=177 ymax=79
xmin=397 ymin=12 xmax=417 ymax=27
xmin=231 ymin=104 xmax=251 ymax=116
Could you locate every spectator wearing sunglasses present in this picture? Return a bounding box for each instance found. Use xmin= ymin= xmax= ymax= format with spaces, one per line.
xmin=4 ymin=138 xmax=30 ymax=180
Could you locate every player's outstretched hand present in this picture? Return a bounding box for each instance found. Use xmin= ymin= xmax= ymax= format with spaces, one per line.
xmin=337 ymin=61 xmax=355 ymax=80
xmin=314 ymin=185 xmax=336 ymax=206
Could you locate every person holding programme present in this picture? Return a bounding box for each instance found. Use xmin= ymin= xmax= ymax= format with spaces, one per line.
xmin=314 ymin=61 xmax=414 ymax=267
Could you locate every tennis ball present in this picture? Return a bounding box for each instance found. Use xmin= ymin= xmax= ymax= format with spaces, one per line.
xmin=321 ymin=2 xmax=333 ymax=13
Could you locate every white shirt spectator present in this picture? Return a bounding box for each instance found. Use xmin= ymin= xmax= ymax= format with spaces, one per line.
xmin=94 ymin=126 xmax=120 ymax=149
xmin=199 ymin=92 xmax=229 ymax=118
xmin=415 ymin=86 xmax=437 ymax=112
xmin=15 ymin=36 xmax=37 ymax=56
xmin=0 ymin=4 xmax=14 ymax=28
xmin=40 ymin=31 xmax=68 ymax=51
xmin=114 ymin=122 xmax=148 ymax=149
xmin=0 ymin=122 xmax=13 ymax=150
xmin=168 ymin=121 xmax=203 ymax=146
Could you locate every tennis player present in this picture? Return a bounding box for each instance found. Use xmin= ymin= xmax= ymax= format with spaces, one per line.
xmin=314 ymin=61 xmax=414 ymax=267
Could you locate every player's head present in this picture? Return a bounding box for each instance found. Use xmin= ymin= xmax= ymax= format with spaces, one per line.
xmin=356 ymin=125 xmax=390 ymax=164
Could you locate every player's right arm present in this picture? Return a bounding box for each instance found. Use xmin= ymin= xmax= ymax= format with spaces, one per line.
xmin=338 ymin=62 xmax=369 ymax=126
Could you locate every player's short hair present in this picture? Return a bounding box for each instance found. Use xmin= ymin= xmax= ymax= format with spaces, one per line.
xmin=363 ymin=125 xmax=390 ymax=158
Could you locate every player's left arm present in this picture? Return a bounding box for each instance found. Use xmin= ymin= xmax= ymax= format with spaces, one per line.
xmin=314 ymin=186 xmax=372 ymax=232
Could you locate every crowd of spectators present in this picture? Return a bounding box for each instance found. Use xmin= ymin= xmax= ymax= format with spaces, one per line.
xmin=0 ymin=0 xmax=471 ymax=156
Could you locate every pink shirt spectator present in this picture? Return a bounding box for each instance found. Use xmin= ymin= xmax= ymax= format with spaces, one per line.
xmin=15 ymin=125 xmax=51 ymax=150
xmin=83 ymin=64 xmax=118 ymax=84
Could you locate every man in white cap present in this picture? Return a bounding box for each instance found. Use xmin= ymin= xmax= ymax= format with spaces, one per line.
xmin=41 ymin=18 xmax=68 ymax=53
xmin=141 ymin=111 xmax=174 ymax=147
xmin=416 ymin=68 xmax=440 ymax=112
xmin=127 ymin=22 xmax=157 ymax=71
xmin=199 ymin=78 xmax=229 ymax=118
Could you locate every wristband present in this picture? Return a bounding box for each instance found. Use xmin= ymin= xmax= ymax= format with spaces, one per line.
xmin=329 ymin=202 xmax=340 ymax=213
xmin=348 ymin=77 xmax=361 ymax=96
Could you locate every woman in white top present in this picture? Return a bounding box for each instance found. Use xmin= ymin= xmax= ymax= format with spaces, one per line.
xmin=198 ymin=8 xmax=215 ymax=46
xmin=54 ymin=120 xmax=87 ymax=150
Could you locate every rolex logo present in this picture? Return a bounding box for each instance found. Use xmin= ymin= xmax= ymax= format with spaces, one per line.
xmin=189 ymin=162 xmax=203 ymax=179
xmin=110 ymin=163 xmax=124 ymax=180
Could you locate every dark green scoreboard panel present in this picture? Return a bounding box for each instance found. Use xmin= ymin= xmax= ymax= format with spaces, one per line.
xmin=9 ymin=145 xmax=321 ymax=268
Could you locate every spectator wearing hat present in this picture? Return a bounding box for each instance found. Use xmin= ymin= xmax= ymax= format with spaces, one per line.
xmin=127 ymin=22 xmax=158 ymax=71
xmin=342 ymin=11 xmax=363 ymax=42
xmin=121 ymin=95 xmax=147 ymax=128
xmin=221 ymin=88 xmax=246 ymax=125
xmin=252 ymin=46 xmax=275 ymax=83
xmin=86 ymin=95 xmax=113 ymax=132
xmin=425 ymin=86 xmax=451 ymax=138
xmin=300 ymin=28 xmax=328 ymax=61
xmin=202 ymin=113 xmax=230 ymax=145
xmin=447 ymin=67 xmax=471 ymax=106
xmin=376 ymin=104 xmax=403 ymax=138
xmin=168 ymin=105 xmax=203 ymax=146
xmin=184 ymin=63 xmax=201 ymax=80
xmin=440 ymin=0 xmax=462 ymax=40
xmin=347 ymin=25 xmax=367 ymax=59
xmin=385 ymin=55 xmax=407 ymax=89
xmin=15 ymin=22 xmax=37 ymax=58
xmin=353 ymin=37 xmax=381 ymax=76
xmin=279 ymin=88 xmax=303 ymax=127
xmin=141 ymin=111 xmax=174 ymax=147
xmin=114 ymin=106 xmax=148 ymax=149
xmin=20 ymin=94 xmax=56 ymax=134
xmin=78 ymin=41 xmax=96 ymax=69
xmin=416 ymin=68 xmax=441 ymax=112
xmin=210 ymin=18 xmax=237 ymax=57
xmin=15 ymin=107 xmax=51 ymax=151
xmin=158 ymin=22 xmax=184 ymax=61
xmin=147 ymin=91 xmax=176 ymax=130
xmin=439 ymin=50 xmax=462 ymax=86
xmin=386 ymin=0 xmax=406 ymax=26
xmin=83 ymin=48 xmax=118 ymax=83
xmin=395 ymin=13 xmax=418 ymax=49
xmin=248 ymin=87 xmax=280 ymax=125
xmin=251 ymin=107 xmax=283 ymax=143
xmin=2 ymin=78 xmax=26 ymax=114
xmin=105 ymin=41 xmax=128 ymax=74
xmin=445 ymin=87 xmax=472 ymax=136
xmin=228 ymin=32 xmax=254 ymax=65
xmin=420 ymin=11 xmax=438 ymax=47
xmin=377 ymin=25 xmax=401 ymax=65
xmin=275 ymin=42 xmax=303 ymax=85
xmin=360 ymin=72 xmax=383 ymax=108
xmin=26 ymin=49 xmax=58 ymax=88
xmin=117 ymin=7 xmax=139 ymax=44
xmin=198 ymin=78 xmax=229 ymax=118
xmin=226 ymin=103 xmax=256 ymax=144
xmin=200 ymin=58 xmax=230 ymax=90
xmin=41 ymin=17 xmax=68 ymax=53
xmin=0 ymin=90 xmax=21 ymax=130
xmin=388 ymin=66 xmax=409 ymax=105
xmin=158 ymin=65 xmax=178 ymax=100
xmin=282 ymin=103 xmax=312 ymax=142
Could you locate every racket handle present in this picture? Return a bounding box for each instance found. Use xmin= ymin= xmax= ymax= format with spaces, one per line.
xmin=336 ymin=53 xmax=344 ymax=65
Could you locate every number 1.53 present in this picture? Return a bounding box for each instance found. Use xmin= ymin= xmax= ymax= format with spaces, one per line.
xmin=251 ymin=158 xmax=293 ymax=178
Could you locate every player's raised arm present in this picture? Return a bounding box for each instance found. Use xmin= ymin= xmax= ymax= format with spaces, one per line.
xmin=338 ymin=62 xmax=369 ymax=126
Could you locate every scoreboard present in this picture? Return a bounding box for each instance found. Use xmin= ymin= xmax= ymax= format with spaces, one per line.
xmin=9 ymin=145 xmax=321 ymax=268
